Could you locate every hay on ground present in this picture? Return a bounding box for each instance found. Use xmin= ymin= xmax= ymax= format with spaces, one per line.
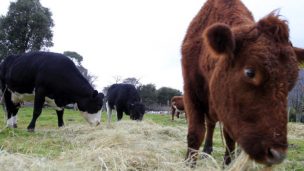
xmin=0 ymin=120 xmax=284 ymax=171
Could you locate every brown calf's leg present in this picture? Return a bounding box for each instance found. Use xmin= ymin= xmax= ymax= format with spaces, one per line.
xmin=176 ymin=111 xmax=180 ymax=118
xmin=202 ymin=119 xmax=216 ymax=155
xmin=171 ymin=107 xmax=176 ymax=121
xmin=186 ymin=108 xmax=206 ymax=166
xmin=223 ymin=128 xmax=236 ymax=165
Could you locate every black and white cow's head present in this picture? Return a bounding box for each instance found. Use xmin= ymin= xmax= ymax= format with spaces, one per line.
xmin=128 ymin=102 xmax=145 ymax=121
xmin=77 ymin=90 xmax=104 ymax=126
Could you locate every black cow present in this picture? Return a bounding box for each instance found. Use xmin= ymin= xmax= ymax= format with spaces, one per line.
xmin=0 ymin=52 xmax=104 ymax=131
xmin=106 ymin=84 xmax=145 ymax=124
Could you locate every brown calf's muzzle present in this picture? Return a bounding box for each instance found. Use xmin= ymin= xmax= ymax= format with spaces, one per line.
xmin=240 ymin=140 xmax=287 ymax=166
xmin=236 ymin=121 xmax=288 ymax=166
xmin=265 ymin=147 xmax=286 ymax=166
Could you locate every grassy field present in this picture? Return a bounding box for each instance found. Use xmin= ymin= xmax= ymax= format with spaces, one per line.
xmin=0 ymin=106 xmax=303 ymax=170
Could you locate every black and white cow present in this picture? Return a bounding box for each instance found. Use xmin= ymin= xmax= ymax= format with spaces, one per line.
xmin=0 ymin=52 xmax=104 ymax=131
xmin=106 ymin=84 xmax=145 ymax=124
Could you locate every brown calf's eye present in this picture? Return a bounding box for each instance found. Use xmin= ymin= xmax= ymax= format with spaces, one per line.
xmin=244 ymin=68 xmax=255 ymax=78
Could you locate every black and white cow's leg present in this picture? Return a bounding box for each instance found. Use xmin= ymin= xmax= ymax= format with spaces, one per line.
xmin=3 ymin=90 xmax=12 ymax=127
xmin=10 ymin=108 xmax=18 ymax=128
xmin=3 ymin=89 xmax=19 ymax=128
xmin=116 ymin=108 xmax=123 ymax=121
xmin=56 ymin=109 xmax=64 ymax=127
xmin=27 ymin=88 xmax=46 ymax=132
xmin=106 ymin=102 xmax=112 ymax=125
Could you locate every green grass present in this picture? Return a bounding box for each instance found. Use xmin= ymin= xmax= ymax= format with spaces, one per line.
xmin=0 ymin=107 xmax=185 ymax=157
xmin=144 ymin=113 xmax=188 ymax=127
xmin=0 ymin=106 xmax=303 ymax=170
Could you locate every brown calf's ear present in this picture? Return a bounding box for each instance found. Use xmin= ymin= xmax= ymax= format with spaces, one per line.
xmin=294 ymin=47 xmax=304 ymax=64
xmin=257 ymin=11 xmax=289 ymax=43
xmin=204 ymin=23 xmax=235 ymax=55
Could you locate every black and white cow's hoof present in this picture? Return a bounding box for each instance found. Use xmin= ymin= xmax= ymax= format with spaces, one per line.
xmin=27 ymin=128 xmax=35 ymax=132
xmin=7 ymin=124 xmax=14 ymax=128
xmin=7 ymin=124 xmax=17 ymax=128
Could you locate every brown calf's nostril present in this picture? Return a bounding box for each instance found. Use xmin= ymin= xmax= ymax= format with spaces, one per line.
xmin=266 ymin=148 xmax=286 ymax=165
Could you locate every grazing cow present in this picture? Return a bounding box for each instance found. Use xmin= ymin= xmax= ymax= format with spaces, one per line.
xmin=182 ymin=0 xmax=304 ymax=166
xmin=106 ymin=84 xmax=145 ymax=124
xmin=171 ymin=96 xmax=186 ymax=121
xmin=0 ymin=52 xmax=104 ymax=132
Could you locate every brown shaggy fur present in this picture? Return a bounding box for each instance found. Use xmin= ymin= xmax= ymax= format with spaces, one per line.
xmin=171 ymin=96 xmax=186 ymax=121
xmin=182 ymin=0 xmax=304 ymax=166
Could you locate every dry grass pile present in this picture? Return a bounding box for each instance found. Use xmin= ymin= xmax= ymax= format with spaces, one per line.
xmin=0 ymin=120 xmax=286 ymax=171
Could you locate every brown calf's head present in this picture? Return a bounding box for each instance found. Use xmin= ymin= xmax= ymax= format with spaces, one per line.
xmin=204 ymin=12 xmax=304 ymax=165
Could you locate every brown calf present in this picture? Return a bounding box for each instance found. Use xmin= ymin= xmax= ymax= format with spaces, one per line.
xmin=182 ymin=0 xmax=304 ymax=166
xmin=171 ymin=96 xmax=186 ymax=120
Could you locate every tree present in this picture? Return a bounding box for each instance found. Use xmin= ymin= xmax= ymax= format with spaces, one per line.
xmin=64 ymin=51 xmax=96 ymax=88
xmin=63 ymin=51 xmax=83 ymax=65
xmin=112 ymin=75 xmax=122 ymax=84
xmin=157 ymin=87 xmax=182 ymax=105
xmin=0 ymin=0 xmax=54 ymax=60
xmin=138 ymin=84 xmax=157 ymax=105
xmin=122 ymin=77 xmax=141 ymax=88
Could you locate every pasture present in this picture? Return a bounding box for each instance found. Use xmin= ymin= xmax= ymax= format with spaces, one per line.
xmin=0 ymin=107 xmax=303 ymax=171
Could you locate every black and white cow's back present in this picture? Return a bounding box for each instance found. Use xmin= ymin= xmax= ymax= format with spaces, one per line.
xmin=0 ymin=52 xmax=104 ymax=131
xmin=106 ymin=84 xmax=145 ymax=124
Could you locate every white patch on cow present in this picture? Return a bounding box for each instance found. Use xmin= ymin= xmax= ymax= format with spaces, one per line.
xmin=80 ymin=111 xmax=101 ymax=126
xmin=6 ymin=115 xmax=17 ymax=128
xmin=10 ymin=91 xmax=63 ymax=110
xmin=173 ymin=105 xmax=184 ymax=113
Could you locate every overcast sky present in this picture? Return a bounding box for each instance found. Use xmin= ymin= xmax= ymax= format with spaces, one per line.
xmin=1 ymin=0 xmax=303 ymax=92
